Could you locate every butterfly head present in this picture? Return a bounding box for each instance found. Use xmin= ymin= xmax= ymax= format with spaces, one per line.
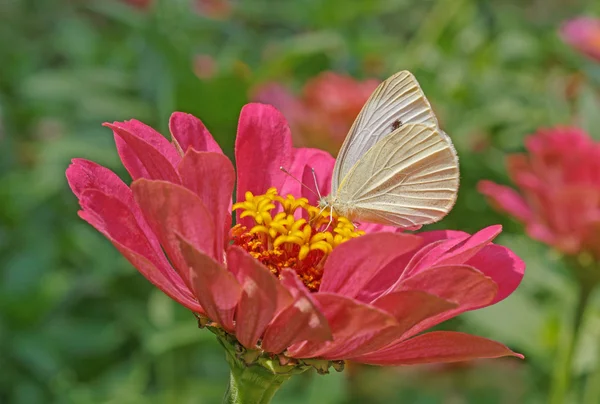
xmin=318 ymin=195 xmax=332 ymax=210
xmin=318 ymin=195 xmax=356 ymax=222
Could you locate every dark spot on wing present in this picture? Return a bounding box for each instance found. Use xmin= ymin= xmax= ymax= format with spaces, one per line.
xmin=391 ymin=119 xmax=402 ymax=130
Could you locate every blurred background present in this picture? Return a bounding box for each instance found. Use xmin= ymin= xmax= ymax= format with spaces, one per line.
xmin=3 ymin=0 xmax=600 ymax=402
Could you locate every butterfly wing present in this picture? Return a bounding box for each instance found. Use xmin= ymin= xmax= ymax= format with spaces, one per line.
xmin=335 ymin=123 xmax=459 ymax=227
xmin=331 ymin=71 xmax=438 ymax=193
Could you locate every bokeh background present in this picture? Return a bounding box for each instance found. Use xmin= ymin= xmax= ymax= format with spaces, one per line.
xmin=3 ymin=0 xmax=600 ymax=402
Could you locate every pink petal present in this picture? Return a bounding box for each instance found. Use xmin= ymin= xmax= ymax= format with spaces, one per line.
xmin=77 ymin=189 xmax=197 ymax=306
xmin=178 ymin=150 xmax=234 ymax=261
xmin=300 ymin=149 xmax=334 ymax=203
xmin=287 ymin=293 xmax=398 ymax=359
xmin=131 ymin=180 xmax=217 ymax=288
xmin=478 ymin=180 xmax=533 ymax=222
xmin=279 ymin=148 xmax=335 ymax=206
xmin=227 ymin=246 xmax=284 ymax=349
xmin=465 ymin=244 xmax=525 ymax=304
xmin=355 ymin=228 xmax=504 ymax=303
xmin=402 ymin=225 xmax=503 ymax=278
xmin=352 ymin=241 xmax=439 ymax=303
xmin=235 ymin=103 xmax=293 ymax=206
xmin=110 ymin=119 xmax=182 ymax=166
xmin=169 ymin=112 xmax=223 ymax=154
xmin=433 ymin=225 xmax=503 ymax=266
xmin=360 ymin=222 xmax=405 ymax=233
xmin=395 ymin=264 xmax=498 ymax=338
xmin=225 ymin=248 xmax=293 ymax=317
xmin=261 ymin=269 xmax=331 ymax=354
xmin=371 ymin=290 xmax=457 ymax=340
xmin=419 ymin=229 xmax=470 ymax=243
xmin=319 ymin=232 xmax=423 ymax=299
xmin=526 ymin=222 xmax=558 ymax=247
xmin=109 ymin=240 xmax=203 ymax=312
xmin=401 ymin=239 xmax=464 ymax=279
xmin=66 ymin=160 xmax=195 ymax=293
xmin=316 ymin=291 xmax=457 ymax=360
xmin=177 ymin=235 xmax=242 ymax=331
xmin=393 ymin=229 xmax=470 ymax=281
xmin=353 ymin=331 xmax=523 ymax=365
xmin=105 ymin=122 xmax=181 ymax=183
xmin=67 ymin=159 xmax=133 ymax=203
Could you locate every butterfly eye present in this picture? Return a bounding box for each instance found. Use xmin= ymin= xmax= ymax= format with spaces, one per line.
xmin=391 ymin=119 xmax=403 ymax=130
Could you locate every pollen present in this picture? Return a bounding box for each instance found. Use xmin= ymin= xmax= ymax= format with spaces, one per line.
xmin=231 ymin=188 xmax=364 ymax=291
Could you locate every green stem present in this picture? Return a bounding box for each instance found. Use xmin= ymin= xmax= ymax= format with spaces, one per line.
xmin=583 ymin=286 xmax=600 ymax=404
xmin=583 ymin=360 xmax=600 ymax=404
xmin=549 ymin=256 xmax=599 ymax=404
xmin=222 ymin=360 xmax=292 ymax=404
xmin=549 ymin=282 xmax=591 ymax=404
xmin=217 ymin=335 xmax=295 ymax=404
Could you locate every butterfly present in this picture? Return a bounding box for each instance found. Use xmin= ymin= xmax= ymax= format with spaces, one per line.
xmin=318 ymin=70 xmax=460 ymax=228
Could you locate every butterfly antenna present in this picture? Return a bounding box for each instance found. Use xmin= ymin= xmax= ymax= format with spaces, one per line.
xmin=311 ymin=167 xmax=323 ymax=200
xmin=279 ymin=167 xmax=319 ymax=198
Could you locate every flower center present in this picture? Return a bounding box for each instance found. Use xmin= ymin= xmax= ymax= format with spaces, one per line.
xmin=231 ymin=187 xmax=364 ymax=291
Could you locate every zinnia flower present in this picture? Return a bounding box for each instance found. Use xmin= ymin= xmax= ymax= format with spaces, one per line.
xmin=479 ymin=126 xmax=600 ymax=259
xmin=252 ymin=72 xmax=379 ymax=154
xmin=67 ymin=103 xmax=524 ymax=400
xmin=560 ymin=17 xmax=600 ymax=62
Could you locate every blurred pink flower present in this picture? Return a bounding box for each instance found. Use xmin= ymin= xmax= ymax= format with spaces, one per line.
xmin=193 ymin=54 xmax=217 ymax=79
xmin=67 ymin=103 xmax=524 ymax=366
xmin=252 ymin=72 xmax=379 ymax=154
xmin=479 ymin=127 xmax=600 ymax=258
xmin=194 ymin=0 xmax=231 ymax=19
xmin=121 ymin=0 xmax=231 ymax=18
xmin=560 ymin=17 xmax=600 ymax=62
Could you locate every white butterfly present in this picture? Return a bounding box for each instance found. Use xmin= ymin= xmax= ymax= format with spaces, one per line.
xmin=319 ymin=70 xmax=459 ymax=228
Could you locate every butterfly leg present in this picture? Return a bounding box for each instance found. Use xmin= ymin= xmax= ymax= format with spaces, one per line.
xmin=323 ymin=207 xmax=334 ymax=232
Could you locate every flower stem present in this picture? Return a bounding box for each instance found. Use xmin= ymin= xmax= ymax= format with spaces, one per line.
xmin=222 ymin=358 xmax=292 ymax=404
xmin=216 ymin=334 xmax=298 ymax=404
xmin=583 ymin=359 xmax=600 ymax=404
xmin=549 ymin=256 xmax=599 ymax=404
xmin=582 ymin=287 xmax=600 ymax=403
xmin=549 ymin=283 xmax=591 ymax=404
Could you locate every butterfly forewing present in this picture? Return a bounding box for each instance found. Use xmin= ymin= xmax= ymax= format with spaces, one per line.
xmin=332 ymin=71 xmax=438 ymax=192
xmin=336 ymin=124 xmax=459 ymax=227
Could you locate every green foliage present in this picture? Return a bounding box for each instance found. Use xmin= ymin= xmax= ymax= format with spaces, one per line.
xmin=3 ymin=0 xmax=600 ymax=402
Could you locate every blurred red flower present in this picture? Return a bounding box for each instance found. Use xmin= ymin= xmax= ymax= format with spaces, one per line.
xmin=560 ymin=17 xmax=600 ymax=62
xmin=252 ymin=72 xmax=379 ymax=154
xmin=67 ymin=103 xmax=524 ymax=367
xmin=479 ymin=127 xmax=600 ymax=258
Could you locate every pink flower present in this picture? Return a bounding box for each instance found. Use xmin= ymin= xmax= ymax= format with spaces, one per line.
xmin=67 ymin=103 xmax=524 ymax=367
xmin=252 ymin=72 xmax=379 ymax=154
xmin=479 ymin=126 xmax=600 ymax=259
xmin=193 ymin=55 xmax=217 ymax=80
xmin=194 ymin=0 xmax=231 ymax=19
xmin=560 ymin=17 xmax=600 ymax=62
xmin=120 ymin=0 xmax=231 ymax=18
